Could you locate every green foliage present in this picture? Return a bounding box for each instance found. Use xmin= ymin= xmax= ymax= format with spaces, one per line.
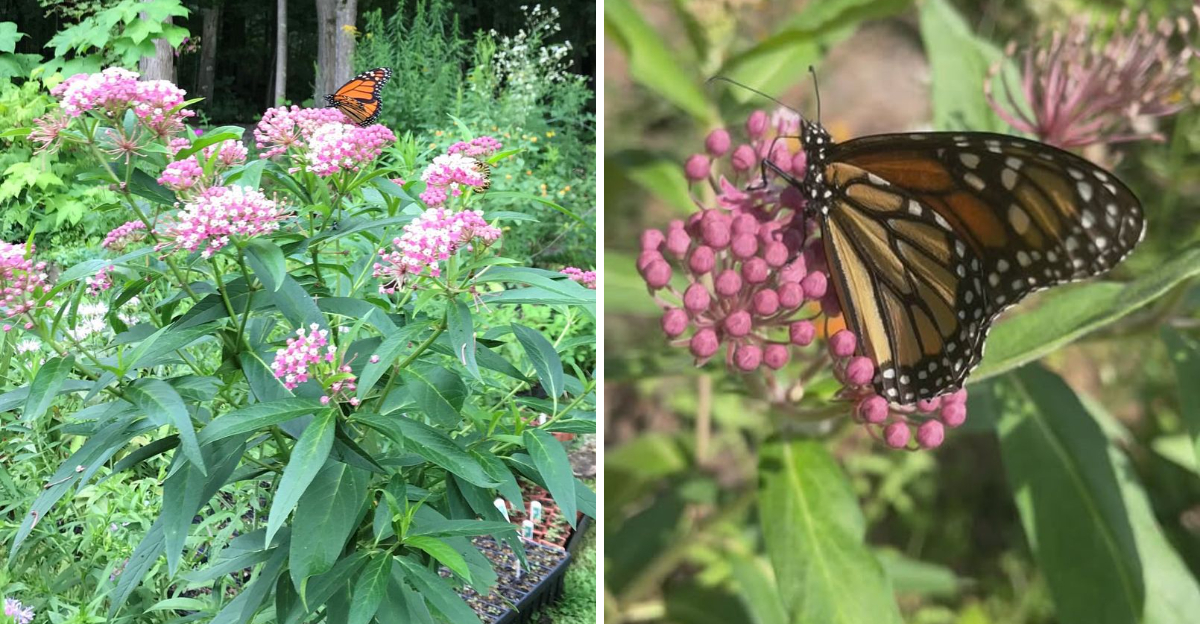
xmin=42 ymin=0 xmax=190 ymax=73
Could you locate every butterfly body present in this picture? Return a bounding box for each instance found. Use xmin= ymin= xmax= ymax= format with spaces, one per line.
xmin=766 ymin=121 xmax=1145 ymax=404
xmin=324 ymin=67 xmax=392 ymax=127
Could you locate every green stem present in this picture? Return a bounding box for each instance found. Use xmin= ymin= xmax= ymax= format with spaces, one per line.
xmin=375 ymin=320 xmax=447 ymax=410
xmin=209 ymin=258 xmax=244 ymax=350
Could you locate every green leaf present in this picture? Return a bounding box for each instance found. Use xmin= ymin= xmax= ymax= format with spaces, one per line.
xmin=523 ymin=429 xmax=577 ymax=528
xmin=447 ymin=299 xmax=481 ymax=381
xmin=162 ymin=438 xmax=246 ymax=575
xmin=245 ymin=238 xmax=287 ymax=292
xmin=348 ymin=553 xmax=392 ymax=624
xmin=758 ymin=439 xmax=902 ymax=624
xmin=1163 ymin=327 xmax=1200 ymax=471
xmin=604 ymin=0 xmax=712 ymax=123
xmin=290 ymin=461 xmax=371 ymax=595
xmin=355 ymin=322 xmax=432 ymax=397
xmin=512 ymin=323 xmax=564 ymax=399
xmin=267 ymin=274 xmax=326 ymax=332
xmin=265 ymin=409 xmax=337 ymax=546
xmin=402 ymin=363 xmax=468 ymax=426
xmin=175 ymin=126 xmax=244 ymax=160
xmin=209 ymin=542 xmax=288 ymax=624
xmin=127 ymin=379 xmax=205 ymax=475
xmin=875 ymin=549 xmax=962 ymax=598
xmin=128 ymin=168 xmax=177 ymax=205
xmin=127 ymin=322 xmax=216 ymax=369
xmin=23 ymin=354 xmax=73 ymax=422
xmin=974 ymin=246 xmax=1200 ymax=382
xmin=356 ymin=413 xmax=496 ymax=487
xmin=408 ymin=519 xmax=517 ymax=539
xmin=0 ymin=22 xmax=25 ymax=53
xmin=727 ymin=553 xmax=789 ymax=624
xmin=197 ymin=398 xmax=324 ymax=444
xmin=405 ymin=535 xmax=471 ymax=582
xmin=394 ymin=557 xmax=482 ymax=624
xmin=472 ymin=449 xmax=524 ymax=509
xmin=608 ymin=151 xmax=694 ymax=215
xmin=985 ymin=366 xmax=1200 ymax=624
xmin=483 ymin=190 xmax=585 ymax=223
xmin=918 ymin=0 xmax=1011 ymax=132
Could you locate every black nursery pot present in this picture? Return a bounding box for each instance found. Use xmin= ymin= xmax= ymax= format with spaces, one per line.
xmin=453 ymin=537 xmax=573 ymax=624
xmin=563 ymin=514 xmax=593 ymax=555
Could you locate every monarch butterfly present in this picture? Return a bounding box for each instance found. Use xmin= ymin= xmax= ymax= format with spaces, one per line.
xmin=757 ymin=83 xmax=1144 ymax=405
xmin=323 ymin=67 xmax=392 ymax=127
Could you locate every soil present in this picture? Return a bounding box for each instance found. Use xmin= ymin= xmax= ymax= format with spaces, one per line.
xmin=444 ymin=536 xmax=569 ymax=624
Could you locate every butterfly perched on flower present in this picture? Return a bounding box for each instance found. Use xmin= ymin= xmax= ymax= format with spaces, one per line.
xmin=323 ymin=67 xmax=392 ymax=127
xmin=760 ymin=92 xmax=1144 ymax=405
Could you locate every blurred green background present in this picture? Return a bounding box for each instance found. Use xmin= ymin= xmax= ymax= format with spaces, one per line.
xmin=603 ymin=0 xmax=1200 ymax=623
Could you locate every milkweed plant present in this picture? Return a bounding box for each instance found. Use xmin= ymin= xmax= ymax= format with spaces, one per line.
xmin=2 ymin=67 xmax=596 ymax=622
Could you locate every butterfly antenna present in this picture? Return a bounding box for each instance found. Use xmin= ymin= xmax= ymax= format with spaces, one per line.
xmin=706 ymin=76 xmax=806 ymax=120
xmin=808 ymin=66 xmax=821 ymax=124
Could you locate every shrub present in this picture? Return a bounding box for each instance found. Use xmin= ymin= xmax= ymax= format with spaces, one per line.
xmin=0 ymin=66 xmax=596 ymax=622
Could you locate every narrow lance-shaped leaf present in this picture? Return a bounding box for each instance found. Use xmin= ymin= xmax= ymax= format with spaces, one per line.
xmin=448 ymin=298 xmax=481 ymax=381
xmin=758 ymin=439 xmax=903 ymax=624
xmin=1163 ymin=327 xmax=1200 ymax=471
xmin=23 ymin=354 xmax=73 ymax=422
xmin=523 ymin=429 xmax=577 ymax=528
xmin=245 ymin=238 xmax=287 ymax=292
xmin=512 ymin=323 xmax=564 ymax=399
xmin=347 ymin=553 xmax=392 ymax=624
xmin=127 ymin=378 xmax=205 ymax=475
xmin=266 ymin=408 xmax=337 ymax=546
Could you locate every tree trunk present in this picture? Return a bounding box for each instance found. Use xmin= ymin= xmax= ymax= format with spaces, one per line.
xmin=314 ymin=0 xmax=357 ymax=102
xmin=274 ymin=0 xmax=287 ymax=105
xmin=138 ymin=2 xmax=175 ymax=81
xmin=196 ymin=5 xmax=221 ymax=105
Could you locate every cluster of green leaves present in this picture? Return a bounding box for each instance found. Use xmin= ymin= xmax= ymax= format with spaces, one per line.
xmin=604 ymin=0 xmax=1200 ymax=622
xmin=41 ymin=0 xmax=189 ymax=76
xmin=355 ymin=0 xmax=596 ymax=269
xmin=1 ymin=75 xmax=596 ymax=624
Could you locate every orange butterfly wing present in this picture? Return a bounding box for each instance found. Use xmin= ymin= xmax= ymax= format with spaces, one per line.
xmin=323 ymin=67 xmax=392 ymax=127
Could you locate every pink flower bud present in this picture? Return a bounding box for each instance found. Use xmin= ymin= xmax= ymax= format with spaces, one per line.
xmin=746 ymin=110 xmax=768 ymax=138
xmin=752 ymin=289 xmax=779 ymax=316
xmin=662 ymin=308 xmax=689 ymax=337
xmin=763 ymin=241 xmax=789 ymax=267
xmin=690 ymin=327 xmax=720 ymax=358
xmin=637 ymin=250 xmax=663 ymax=271
xmin=769 ymin=142 xmax=791 ymax=172
xmin=943 ymin=388 xmax=968 ymax=405
xmin=732 ymin=214 xmax=758 ymax=235
xmin=665 ymin=226 xmax=692 ymax=257
xmin=884 ymin=422 xmax=911 ymax=449
xmin=714 ymin=269 xmax=742 ymax=297
xmin=700 ymin=214 xmax=731 ymax=249
xmin=734 ymin=344 xmax=763 ymax=371
xmin=779 ymin=257 xmax=806 ymax=283
xmin=940 ymin=402 xmax=967 ymax=428
xmin=641 ymin=229 xmax=665 ymax=251
xmin=764 ymin=343 xmax=790 ymax=369
xmin=731 ymin=144 xmax=757 ymax=172
xmin=916 ymin=397 xmax=942 ymax=413
xmin=858 ymin=395 xmax=889 ymax=424
xmin=845 ymin=356 xmax=875 ymax=385
xmin=369 ymin=354 xmax=380 ymax=363
xmin=742 ymin=258 xmax=769 ymax=284
xmin=320 ymin=396 xmax=331 ymax=405
xmin=683 ymin=283 xmax=711 ymax=313
xmin=723 ymin=310 xmax=752 ymax=337
xmin=705 ymin=129 xmax=731 ymax=156
xmin=789 ymin=320 xmax=815 ymax=346
xmin=730 ymin=233 xmax=758 ymax=259
xmin=829 ymin=330 xmax=857 ymax=357
xmin=917 ymin=420 xmax=945 ymax=449
xmin=688 ymin=245 xmax=716 ymax=275
xmin=684 ymin=154 xmax=711 ymax=181
xmin=642 ymin=260 xmax=672 ymax=289
xmin=778 ymin=282 xmax=804 ymax=308
xmin=801 ymin=271 xmax=828 ymax=299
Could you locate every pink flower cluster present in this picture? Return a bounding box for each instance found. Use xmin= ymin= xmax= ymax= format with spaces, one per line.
xmin=4 ymin=597 xmax=34 ymax=624
xmin=86 ymin=264 xmax=114 ymax=297
xmin=271 ymin=323 xmax=361 ymax=406
xmin=272 ymin=323 xmax=335 ymax=389
xmin=305 ymin=123 xmax=396 ymax=177
xmin=0 ymin=242 xmax=52 ymax=321
xmin=156 ymin=186 xmax=289 ymax=258
xmin=640 ymin=109 xmax=968 ymax=449
xmin=50 ymin=68 xmax=194 ymax=135
xmin=253 ymin=105 xmax=353 ymax=158
xmin=447 ymin=136 xmax=503 ymax=158
xmin=158 ymin=139 xmax=248 ymax=194
xmin=561 ymin=267 xmax=596 ymax=289
xmin=102 ymin=220 xmax=148 ymax=251
xmin=373 ymin=208 xmax=501 ymax=292
xmin=419 ymin=153 xmax=488 ymax=207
